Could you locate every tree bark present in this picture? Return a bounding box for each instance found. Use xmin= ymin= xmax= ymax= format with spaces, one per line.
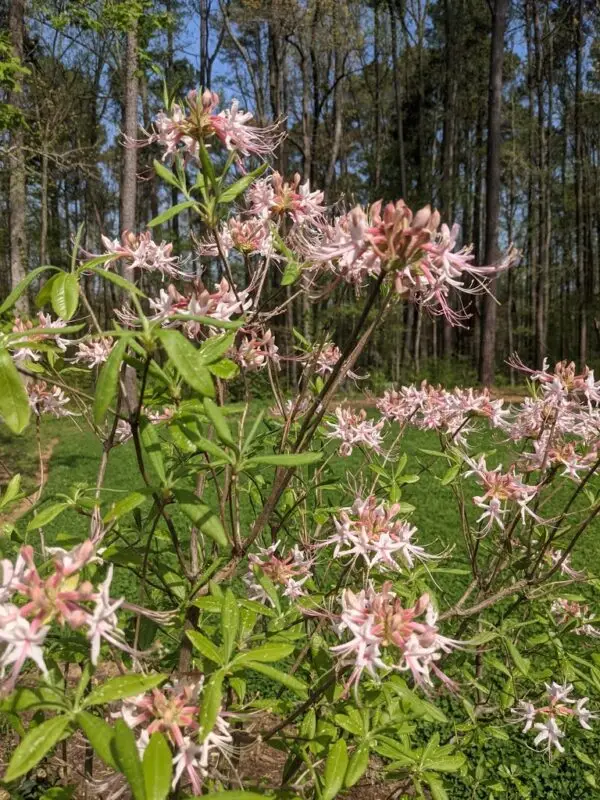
xmin=388 ymin=0 xmax=406 ymax=198
xmin=120 ymin=24 xmax=139 ymax=237
xmin=575 ymin=0 xmax=586 ymax=366
xmin=8 ymin=0 xmax=29 ymax=313
xmin=479 ymin=0 xmax=509 ymax=386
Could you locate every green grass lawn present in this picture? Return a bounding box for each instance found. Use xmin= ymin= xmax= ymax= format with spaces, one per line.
xmin=3 ymin=413 xmax=600 ymax=796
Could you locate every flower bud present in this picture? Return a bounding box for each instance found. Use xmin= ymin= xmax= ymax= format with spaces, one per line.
xmin=412 ymin=204 xmax=432 ymax=230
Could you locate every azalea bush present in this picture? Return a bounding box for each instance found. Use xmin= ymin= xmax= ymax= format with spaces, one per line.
xmin=1 ymin=88 xmax=600 ymax=799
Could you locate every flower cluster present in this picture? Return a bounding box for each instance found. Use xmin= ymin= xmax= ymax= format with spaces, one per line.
xmin=131 ymin=89 xmax=284 ymax=161
xmin=463 ymin=455 xmax=539 ymax=533
xmin=101 ymin=231 xmax=182 ymax=277
xmin=0 ymin=542 xmax=130 ymax=692
xmin=331 ymin=582 xmax=460 ymax=691
xmin=236 ymin=327 xmax=280 ymax=371
xmin=298 ymin=201 xmax=517 ymax=321
xmin=245 ymin=540 xmax=312 ymax=604
xmin=326 ymin=406 xmax=384 ymax=456
xmin=119 ymin=679 xmax=233 ymax=794
xmin=323 ymin=496 xmax=433 ymax=571
xmin=117 ymin=279 xmax=251 ymax=339
xmin=11 ymin=313 xmax=69 ymax=363
xmin=248 ymin=171 xmax=325 ymax=224
xmin=309 ymin=342 xmax=363 ymax=382
xmin=551 ymin=598 xmax=600 ymax=637
xmin=196 ymin=217 xmax=273 ymax=260
xmin=512 ymin=682 xmax=596 ymax=754
xmin=27 ymin=380 xmax=72 ymax=417
xmin=71 ymin=337 xmax=114 ymax=368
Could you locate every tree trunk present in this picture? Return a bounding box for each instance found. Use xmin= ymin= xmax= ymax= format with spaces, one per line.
xmin=479 ymin=0 xmax=509 ymax=386
xmin=388 ymin=0 xmax=406 ymax=198
xmin=120 ymin=25 xmax=139 ymax=237
xmin=8 ymin=0 xmax=29 ymax=313
xmin=575 ymin=0 xmax=586 ymax=366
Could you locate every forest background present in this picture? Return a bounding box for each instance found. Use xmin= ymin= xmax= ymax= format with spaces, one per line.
xmin=1 ymin=0 xmax=598 ymax=388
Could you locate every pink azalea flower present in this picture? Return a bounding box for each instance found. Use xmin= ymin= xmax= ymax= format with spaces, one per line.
xmin=71 ymin=338 xmax=114 ymax=368
xmin=331 ymin=583 xmax=461 ymax=692
xmin=322 ymin=496 xmax=435 ymax=571
xmin=245 ymin=541 xmax=312 ymax=604
xmin=101 ymin=231 xmax=182 ymax=278
xmin=326 ymin=406 xmax=385 ymax=456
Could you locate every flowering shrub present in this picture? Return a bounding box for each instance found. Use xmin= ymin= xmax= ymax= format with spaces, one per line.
xmin=0 ymin=88 xmax=599 ymax=799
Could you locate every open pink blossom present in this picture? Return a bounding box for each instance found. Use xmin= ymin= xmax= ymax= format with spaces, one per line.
xmin=331 ymin=582 xmax=461 ymax=692
xmin=464 ymin=455 xmax=539 ymax=532
xmin=248 ymin=172 xmax=325 ymax=224
xmin=245 ymin=541 xmax=312 ymax=604
xmin=11 ymin=312 xmax=69 ymax=363
xmin=326 ymin=406 xmax=385 ymax=456
xmin=322 ymin=496 xmax=435 ymax=571
xmin=308 ymin=342 xmax=364 ymax=382
xmin=71 ymin=337 xmax=114 ymax=368
xmin=196 ymin=217 xmax=273 ymax=259
xmin=511 ymin=682 xmax=597 ymax=755
xmin=27 ymin=381 xmax=72 ymax=417
xmin=101 ymin=231 xmax=182 ymax=277
xmin=551 ymin=598 xmax=600 ymax=637
xmin=236 ymin=328 xmax=280 ymax=371
xmin=128 ymin=89 xmax=283 ymax=160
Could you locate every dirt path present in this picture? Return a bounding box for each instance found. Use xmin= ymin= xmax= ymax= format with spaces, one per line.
xmin=0 ymin=436 xmax=59 ymax=525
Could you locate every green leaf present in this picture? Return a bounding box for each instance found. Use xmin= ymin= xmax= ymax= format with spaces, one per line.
xmin=27 ymin=502 xmax=69 ymax=531
xmin=147 ymin=200 xmax=195 ymax=228
xmin=222 ymin=589 xmax=239 ymax=662
xmin=505 ymin=639 xmax=530 ymax=676
xmin=440 ymin=464 xmax=460 ymax=486
xmin=143 ymin=732 xmax=172 ymax=800
xmin=83 ymin=674 xmax=167 ymax=707
xmin=0 ymin=348 xmax=30 ymax=433
xmin=281 ymin=260 xmax=301 ymax=286
xmin=0 ymin=265 xmax=58 ymax=314
xmin=93 ymin=336 xmax=128 ymax=424
xmin=197 ymin=333 xmax=235 ymax=365
xmin=218 ymin=163 xmax=268 ymax=203
xmin=103 ymin=491 xmax=148 ymax=523
xmin=51 ymin=272 xmax=79 ymax=320
xmin=323 ymin=738 xmax=348 ymax=800
xmin=574 ymin=748 xmax=595 ymax=767
xmin=186 ymin=630 xmax=224 ymax=665
xmin=0 ymin=473 xmax=21 ymax=508
xmin=200 ymin=793 xmax=269 ymax=800
xmin=76 ymin=711 xmax=117 ymax=770
xmin=4 ymin=714 xmax=70 ymax=782
xmin=159 ymin=329 xmax=215 ymax=397
xmin=139 ymin=417 xmax=166 ymax=484
xmin=0 ymin=687 xmax=66 ymax=714
xmin=208 ymin=358 xmax=239 ymax=379
xmin=245 ymin=452 xmax=323 ymax=468
xmin=112 ymin=719 xmax=146 ymax=800
xmin=198 ymin=141 xmax=217 ymax=187
xmin=199 ymin=671 xmax=224 ymax=741
xmin=203 ymin=397 xmax=236 ymax=448
xmin=425 ymin=754 xmax=466 ymax=773
xmin=88 ymin=265 xmax=145 ymax=297
xmin=425 ymin=774 xmax=449 ymax=800
xmin=174 ymin=491 xmax=229 ymax=548
xmin=243 ymin=662 xmax=307 ymax=698
xmin=35 ymin=273 xmax=60 ymax=308
xmin=153 ymin=159 xmax=180 ymax=189
xmin=234 ymin=643 xmax=294 ymax=664
xmin=345 ymin=742 xmax=370 ymax=788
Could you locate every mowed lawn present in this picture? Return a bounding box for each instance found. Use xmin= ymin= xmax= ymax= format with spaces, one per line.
xmin=2 ymin=410 xmax=599 ymax=596
xmin=3 ymin=412 xmax=600 ymax=796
